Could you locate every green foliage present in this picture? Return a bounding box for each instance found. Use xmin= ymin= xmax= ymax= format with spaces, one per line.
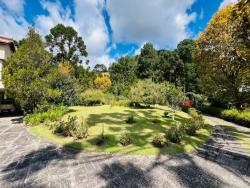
xmin=80 ymin=89 xmax=105 ymax=106
xmin=24 ymin=106 xmax=69 ymax=126
xmin=119 ymin=133 xmax=133 ymax=146
xmin=111 ymin=100 xmax=131 ymax=107
xmin=221 ymin=109 xmax=250 ymax=127
xmin=54 ymin=116 xmax=89 ymax=139
xmin=129 ymin=80 xmax=163 ymax=107
xmin=161 ymin=82 xmax=184 ymax=116
xmin=163 ymin=112 xmax=170 ymax=118
xmin=137 ymin=43 xmax=159 ymax=79
xmin=194 ymin=3 xmax=250 ymax=108
xmin=126 ymin=114 xmax=136 ymax=124
xmin=3 ymin=28 xmax=56 ymax=113
xmin=155 ymin=50 xmax=184 ymax=83
xmin=152 ymin=134 xmax=165 ymax=148
xmin=45 ymin=24 xmax=87 ymax=66
xmin=166 ymin=124 xmax=184 ymax=143
xmin=109 ymin=56 xmax=137 ymax=96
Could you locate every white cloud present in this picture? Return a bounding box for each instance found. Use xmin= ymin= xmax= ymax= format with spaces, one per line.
xmin=106 ymin=0 xmax=197 ymax=48
xmin=219 ymin=0 xmax=238 ymax=9
xmin=0 ymin=1 xmax=28 ymax=40
xmin=0 ymin=0 xmax=25 ymax=15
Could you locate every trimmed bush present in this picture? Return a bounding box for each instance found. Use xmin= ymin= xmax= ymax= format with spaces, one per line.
xmin=152 ymin=134 xmax=165 ymax=148
xmin=126 ymin=114 xmax=136 ymax=124
xmin=119 ymin=133 xmax=132 ymax=146
xmin=166 ymin=124 xmax=184 ymax=143
xmin=221 ymin=109 xmax=250 ymax=127
xmin=163 ymin=112 xmax=170 ymax=118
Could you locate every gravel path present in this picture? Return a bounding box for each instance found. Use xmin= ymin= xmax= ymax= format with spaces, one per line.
xmin=0 ymin=116 xmax=250 ymax=188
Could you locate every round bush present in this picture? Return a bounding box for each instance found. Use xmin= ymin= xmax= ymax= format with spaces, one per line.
xmin=166 ymin=125 xmax=184 ymax=143
xmin=119 ymin=133 xmax=132 ymax=146
xmin=152 ymin=134 xmax=165 ymax=148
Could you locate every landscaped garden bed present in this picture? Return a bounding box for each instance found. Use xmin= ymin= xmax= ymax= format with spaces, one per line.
xmin=28 ymin=105 xmax=212 ymax=155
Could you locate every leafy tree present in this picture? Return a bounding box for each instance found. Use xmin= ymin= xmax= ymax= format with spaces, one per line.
xmin=75 ymin=66 xmax=96 ymax=90
xmin=94 ymin=76 xmax=112 ymax=90
xmin=2 ymin=28 xmax=57 ymax=112
xmin=177 ymin=39 xmax=200 ymax=93
xmin=177 ymin=39 xmax=194 ymax=63
xmin=161 ymin=82 xmax=184 ymax=120
xmin=137 ymin=43 xmax=159 ymax=79
xmin=45 ymin=24 xmax=87 ymax=66
xmin=193 ymin=3 xmax=250 ymax=108
xmin=156 ymin=50 xmax=184 ymax=84
xmin=109 ymin=56 xmax=137 ymax=96
xmin=128 ymin=80 xmax=163 ymax=107
xmin=93 ymin=64 xmax=107 ymax=74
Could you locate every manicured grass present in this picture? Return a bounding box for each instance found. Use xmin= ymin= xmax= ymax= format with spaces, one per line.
xmin=28 ymin=105 xmax=212 ymax=155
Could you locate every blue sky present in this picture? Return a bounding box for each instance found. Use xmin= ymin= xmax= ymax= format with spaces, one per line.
xmin=0 ymin=0 xmax=237 ymax=67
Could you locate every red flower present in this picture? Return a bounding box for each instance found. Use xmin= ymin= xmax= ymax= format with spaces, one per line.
xmin=183 ymin=100 xmax=192 ymax=107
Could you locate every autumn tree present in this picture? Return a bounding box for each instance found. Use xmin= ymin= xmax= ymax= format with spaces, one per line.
xmin=194 ymin=2 xmax=250 ymax=108
xmin=94 ymin=76 xmax=112 ymax=90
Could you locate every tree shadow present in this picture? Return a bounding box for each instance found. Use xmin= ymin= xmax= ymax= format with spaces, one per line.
xmin=98 ymin=162 xmax=153 ymax=188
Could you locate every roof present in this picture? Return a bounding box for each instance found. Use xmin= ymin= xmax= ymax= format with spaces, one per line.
xmin=0 ymin=36 xmax=15 ymax=52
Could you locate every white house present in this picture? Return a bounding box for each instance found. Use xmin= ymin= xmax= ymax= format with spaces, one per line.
xmin=0 ymin=36 xmax=15 ymax=112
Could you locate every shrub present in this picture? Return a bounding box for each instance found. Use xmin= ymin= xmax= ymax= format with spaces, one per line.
xmin=183 ymin=119 xmax=198 ymax=136
xmin=182 ymin=100 xmax=192 ymax=112
xmin=24 ymin=106 xmax=69 ymax=126
xmin=119 ymin=133 xmax=132 ymax=146
xmin=163 ymin=112 xmax=170 ymax=118
xmin=152 ymin=134 xmax=165 ymax=148
xmin=221 ymin=109 xmax=250 ymax=127
xmin=126 ymin=114 xmax=136 ymax=124
xmin=166 ymin=124 xmax=184 ymax=143
xmin=152 ymin=119 xmax=161 ymax=124
xmin=111 ymin=100 xmax=131 ymax=107
xmin=53 ymin=116 xmax=89 ymax=139
xmin=80 ymin=89 xmax=105 ymax=106
xmin=94 ymin=76 xmax=112 ymax=90
xmin=188 ymin=108 xmax=205 ymax=129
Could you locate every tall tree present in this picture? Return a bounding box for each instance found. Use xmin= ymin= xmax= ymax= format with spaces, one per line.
xmin=177 ymin=39 xmax=200 ymax=93
xmin=109 ymin=56 xmax=137 ymax=96
xmin=3 ymin=28 xmax=58 ymax=112
xmin=93 ymin=64 xmax=107 ymax=74
xmin=193 ymin=2 xmax=250 ymax=108
xmin=137 ymin=43 xmax=159 ymax=79
xmin=156 ymin=50 xmax=184 ymax=84
xmin=45 ymin=24 xmax=88 ymax=66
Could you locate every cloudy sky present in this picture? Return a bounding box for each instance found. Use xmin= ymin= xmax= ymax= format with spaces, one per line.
xmin=0 ymin=0 xmax=237 ymax=67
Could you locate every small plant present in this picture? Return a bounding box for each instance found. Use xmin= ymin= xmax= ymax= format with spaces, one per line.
xmin=166 ymin=124 xmax=184 ymax=143
xmin=119 ymin=133 xmax=132 ymax=146
xmin=183 ymin=119 xmax=198 ymax=136
xmin=126 ymin=114 xmax=136 ymax=124
xmin=152 ymin=134 xmax=165 ymax=148
xmin=96 ymin=124 xmax=107 ymax=146
xmin=163 ymin=112 xmax=170 ymax=118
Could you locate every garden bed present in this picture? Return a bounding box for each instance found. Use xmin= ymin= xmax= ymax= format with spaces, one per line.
xmin=28 ymin=105 xmax=212 ymax=155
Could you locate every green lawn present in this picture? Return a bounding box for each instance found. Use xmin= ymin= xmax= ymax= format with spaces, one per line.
xmin=28 ymin=105 xmax=212 ymax=155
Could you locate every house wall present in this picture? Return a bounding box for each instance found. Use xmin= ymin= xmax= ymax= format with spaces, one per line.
xmin=0 ymin=45 xmax=12 ymax=60
xmin=0 ymin=59 xmax=2 ymax=80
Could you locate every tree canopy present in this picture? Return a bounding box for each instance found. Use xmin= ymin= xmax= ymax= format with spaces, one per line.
xmin=194 ymin=2 xmax=250 ymax=108
xmin=45 ymin=24 xmax=88 ymax=66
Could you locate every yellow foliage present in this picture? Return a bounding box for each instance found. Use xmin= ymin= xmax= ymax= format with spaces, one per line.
xmin=58 ymin=61 xmax=74 ymax=77
xmin=94 ymin=76 xmax=112 ymax=90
